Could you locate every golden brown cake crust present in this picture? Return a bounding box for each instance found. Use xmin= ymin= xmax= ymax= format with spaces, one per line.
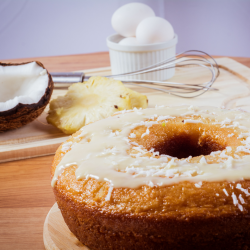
xmin=51 ymin=113 xmax=250 ymax=249
xmin=55 ymin=187 xmax=250 ymax=250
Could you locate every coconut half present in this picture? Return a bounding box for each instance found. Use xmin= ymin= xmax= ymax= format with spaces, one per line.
xmin=0 ymin=61 xmax=53 ymax=131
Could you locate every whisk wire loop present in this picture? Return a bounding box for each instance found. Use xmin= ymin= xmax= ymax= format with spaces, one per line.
xmin=52 ymin=50 xmax=220 ymax=98
xmin=104 ymin=50 xmax=220 ymax=98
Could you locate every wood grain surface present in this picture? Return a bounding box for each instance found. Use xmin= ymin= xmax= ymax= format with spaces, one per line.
xmin=0 ymin=52 xmax=250 ymax=250
xmin=0 ymin=52 xmax=111 ymax=72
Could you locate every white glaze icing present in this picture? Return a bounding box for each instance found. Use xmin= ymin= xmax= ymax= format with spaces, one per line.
xmin=52 ymin=106 xmax=250 ymax=189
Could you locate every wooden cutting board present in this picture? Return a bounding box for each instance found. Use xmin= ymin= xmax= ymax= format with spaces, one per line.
xmin=1 ymin=57 xmax=250 ymax=163
xmin=43 ymin=203 xmax=89 ymax=250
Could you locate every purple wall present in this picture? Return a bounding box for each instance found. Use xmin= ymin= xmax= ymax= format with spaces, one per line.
xmin=0 ymin=0 xmax=249 ymax=60
xmin=164 ymin=0 xmax=250 ymax=57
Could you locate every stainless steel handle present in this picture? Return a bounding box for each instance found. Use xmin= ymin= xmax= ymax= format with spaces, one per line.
xmin=50 ymin=72 xmax=85 ymax=83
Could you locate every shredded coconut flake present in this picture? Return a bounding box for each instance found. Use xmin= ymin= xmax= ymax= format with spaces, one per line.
xmin=236 ymin=184 xmax=250 ymax=196
xmin=223 ymin=188 xmax=229 ymax=196
xmin=219 ymin=151 xmax=229 ymax=158
xmin=141 ymin=128 xmax=150 ymax=138
xmin=232 ymin=192 xmax=244 ymax=211
xmin=221 ymin=117 xmax=232 ymax=126
xmin=133 ymin=107 xmax=143 ymax=115
xmin=157 ymin=115 xmax=175 ymax=121
xmin=225 ymin=156 xmax=234 ymax=168
xmin=61 ymin=141 xmax=73 ymax=152
xmin=236 ymin=146 xmax=250 ymax=154
xmin=234 ymin=154 xmax=240 ymax=159
xmin=199 ymin=156 xmax=207 ymax=165
xmin=105 ymin=184 xmax=113 ymax=201
xmin=239 ymin=194 xmax=245 ymax=204
xmin=183 ymin=119 xmax=204 ymax=124
xmin=166 ymin=158 xmax=177 ymax=169
xmin=129 ymin=133 xmax=136 ymax=138
xmin=195 ymin=181 xmax=202 ymax=188
xmin=132 ymin=146 xmax=147 ymax=154
xmin=148 ymin=181 xmax=155 ymax=187
xmin=238 ymin=133 xmax=250 ymax=139
xmin=98 ymin=147 xmax=119 ymax=157
xmin=109 ymin=132 xmax=116 ymax=137
xmin=85 ymin=174 xmax=99 ymax=180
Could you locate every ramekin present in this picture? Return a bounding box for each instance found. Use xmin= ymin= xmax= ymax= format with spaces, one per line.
xmin=106 ymin=34 xmax=178 ymax=80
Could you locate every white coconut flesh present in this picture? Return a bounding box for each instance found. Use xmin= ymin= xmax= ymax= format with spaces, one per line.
xmin=0 ymin=62 xmax=49 ymax=112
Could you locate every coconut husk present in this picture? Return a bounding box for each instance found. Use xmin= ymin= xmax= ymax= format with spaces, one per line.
xmin=0 ymin=61 xmax=54 ymax=131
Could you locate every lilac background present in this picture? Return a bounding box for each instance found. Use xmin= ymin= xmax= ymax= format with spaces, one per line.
xmin=0 ymin=0 xmax=250 ymax=60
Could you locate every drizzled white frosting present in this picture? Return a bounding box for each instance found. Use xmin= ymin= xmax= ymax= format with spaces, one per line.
xmin=52 ymin=106 xmax=250 ymax=189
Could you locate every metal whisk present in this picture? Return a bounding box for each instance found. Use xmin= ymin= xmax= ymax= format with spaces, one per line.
xmin=51 ymin=50 xmax=220 ymax=98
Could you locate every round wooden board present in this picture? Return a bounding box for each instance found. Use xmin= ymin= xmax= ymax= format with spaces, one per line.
xmin=43 ymin=203 xmax=89 ymax=250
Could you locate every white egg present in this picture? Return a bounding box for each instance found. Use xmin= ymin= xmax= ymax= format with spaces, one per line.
xmin=111 ymin=3 xmax=155 ymax=37
xmin=119 ymin=37 xmax=139 ymax=46
xmin=136 ymin=17 xmax=174 ymax=44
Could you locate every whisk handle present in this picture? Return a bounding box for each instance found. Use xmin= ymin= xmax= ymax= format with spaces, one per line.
xmin=50 ymin=72 xmax=85 ymax=83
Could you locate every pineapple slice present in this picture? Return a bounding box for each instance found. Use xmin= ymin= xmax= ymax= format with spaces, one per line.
xmin=125 ymin=87 xmax=148 ymax=109
xmin=47 ymin=76 xmax=148 ymax=134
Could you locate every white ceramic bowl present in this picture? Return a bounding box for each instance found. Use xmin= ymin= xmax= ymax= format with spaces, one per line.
xmin=106 ymin=34 xmax=178 ymax=81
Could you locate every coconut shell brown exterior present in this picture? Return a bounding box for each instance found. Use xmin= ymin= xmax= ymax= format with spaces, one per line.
xmin=51 ymin=126 xmax=250 ymax=250
xmin=0 ymin=61 xmax=53 ymax=131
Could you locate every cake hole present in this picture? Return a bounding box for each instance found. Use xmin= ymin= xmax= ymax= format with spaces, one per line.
xmin=132 ymin=120 xmax=231 ymax=160
xmin=153 ymin=133 xmax=225 ymax=159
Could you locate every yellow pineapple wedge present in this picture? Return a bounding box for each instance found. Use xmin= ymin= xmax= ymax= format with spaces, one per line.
xmin=125 ymin=87 xmax=148 ymax=109
xmin=47 ymin=76 xmax=148 ymax=134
